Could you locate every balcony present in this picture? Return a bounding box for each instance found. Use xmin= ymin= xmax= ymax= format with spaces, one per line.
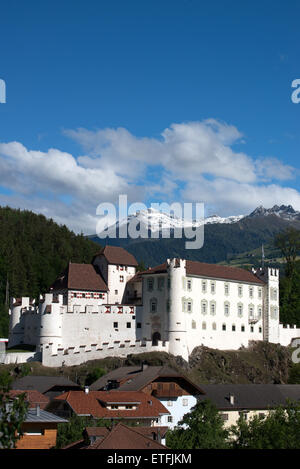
xmin=248 ymin=315 xmax=260 ymax=324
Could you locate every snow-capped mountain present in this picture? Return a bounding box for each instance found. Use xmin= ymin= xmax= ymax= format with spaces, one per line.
xmin=247 ymin=204 xmax=300 ymax=221
xmin=95 ymin=204 xmax=300 ymax=238
xmin=97 ymin=207 xmax=244 ymax=238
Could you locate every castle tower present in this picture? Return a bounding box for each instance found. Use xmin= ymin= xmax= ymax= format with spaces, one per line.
xmin=253 ymin=267 xmax=280 ymax=343
xmin=8 ymin=297 xmax=30 ymax=348
xmin=38 ymin=293 xmax=63 ymax=353
xmin=167 ymin=258 xmax=189 ymax=360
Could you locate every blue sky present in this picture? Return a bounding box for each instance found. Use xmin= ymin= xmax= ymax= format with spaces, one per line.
xmin=0 ymin=0 xmax=300 ymax=233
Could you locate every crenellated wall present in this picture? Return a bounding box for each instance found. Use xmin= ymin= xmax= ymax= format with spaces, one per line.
xmin=41 ymin=339 xmax=168 ymax=367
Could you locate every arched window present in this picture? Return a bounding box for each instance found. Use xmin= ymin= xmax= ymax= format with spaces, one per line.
xmin=152 ymin=331 xmax=161 ymax=346
xmin=202 ymin=321 xmax=206 ymax=330
xmin=212 ymin=322 xmax=217 ymax=330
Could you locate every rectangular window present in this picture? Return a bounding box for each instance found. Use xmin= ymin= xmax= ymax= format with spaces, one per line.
xmin=187 ymin=301 xmax=192 ymax=312
xmin=137 ymin=322 xmax=142 ymax=328
xmin=120 ymin=275 xmax=124 ymax=282
xmin=249 ymin=287 xmax=254 ymax=298
xmin=147 ymin=278 xmax=154 ymax=291
xmin=241 ymin=325 xmax=245 ymax=332
xmin=221 ymin=414 xmax=229 ymax=421
xmin=211 ymin=281 xmax=215 ymax=294
xmin=224 ymin=283 xmax=229 ymax=295
xmin=126 ymin=322 xmax=131 ymax=328
xmin=182 ymin=398 xmax=188 ymax=406
xmin=187 ymin=280 xmax=192 ymax=291
xmin=167 ymin=401 xmax=173 ymax=407
xmin=238 ymin=286 xmax=243 ymax=297
xmin=202 ymin=281 xmax=207 ymax=293
xmin=113 ymin=322 xmax=118 ymax=328
xmin=167 ymin=416 xmax=173 ymax=423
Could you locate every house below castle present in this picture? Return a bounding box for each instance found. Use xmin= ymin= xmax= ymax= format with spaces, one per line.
xmin=6 ymin=245 xmax=300 ymax=367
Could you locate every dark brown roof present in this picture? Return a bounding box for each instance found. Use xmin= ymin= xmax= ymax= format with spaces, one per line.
xmin=86 ymin=423 xmax=167 ymax=449
xmin=89 ymin=365 xmax=204 ymax=395
xmin=50 ymin=263 xmax=108 ymax=292
xmin=95 ymin=245 xmax=138 ymax=267
xmin=9 ymin=390 xmax=50 ymax=409
xmin=186 ymin=260 xmax=265 ymax=285
xmin=12 ymin=376 xmax=80 ymax=394
xmin=84 ymin=424 xmax=168 ymax=439
xmin=141 ymin=259 xmax=265 ymax=285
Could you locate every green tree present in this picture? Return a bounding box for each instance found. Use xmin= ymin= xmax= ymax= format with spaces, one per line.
xmin=274 ymin=227 xmax=300 ymax=279
xmin=0 ymin=370 xmax=28 ymax=449
xmin=55 ymin=414 xmax=109 ymax=449
xmin=231 ymin=401 xmax=300 ymax=449
xmin=85 ymin=367 xmax=106 ymax=386
xmin=166 ymin=399 xmax=229 ymax=449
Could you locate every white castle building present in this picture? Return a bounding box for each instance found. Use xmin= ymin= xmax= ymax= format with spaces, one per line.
xmin=7 ymin=246 xmax=300 ymax=367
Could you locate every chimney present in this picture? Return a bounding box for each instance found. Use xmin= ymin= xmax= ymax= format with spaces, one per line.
xmin=36 ymin=404 xmax=40 ymax=417
xmin=84 ymin=386 xmax=89 ymax=394
xmin=142 ymin=361 xmax=148 ymax=372
xmin=229 ymin=394 xmax=235 ymax=405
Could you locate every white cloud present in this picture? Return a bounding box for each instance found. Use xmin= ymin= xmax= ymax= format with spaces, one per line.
xmin=0 ymin=119 xmax=299 ymax=233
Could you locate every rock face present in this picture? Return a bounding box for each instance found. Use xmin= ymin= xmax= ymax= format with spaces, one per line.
xmin=187 ymin=341 xmax=293 ymax=385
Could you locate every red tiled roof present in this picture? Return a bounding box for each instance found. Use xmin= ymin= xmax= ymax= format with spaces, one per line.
xmin=50 ymin=263 xmax=108 ymax=292
xmin=86 ymin=423 xmax=167 ymax=449
xmin=96 ymin=246 xmax=138 ymax=267
xmin=141 ymin=259 xmax=265 ymax=285
xmin=54 ymin=390 xmax=169 ymax=419
xmin=9 ymin=390 xmax=49 ymax=409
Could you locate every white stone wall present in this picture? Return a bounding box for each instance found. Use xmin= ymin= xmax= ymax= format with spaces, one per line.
xmin=41 ymin=339 xmax=168 ymax=367
xmin=159 ymin=395 xmax=197 ymax=428
xmin=278 ymin=324 xmax=300 ymax=346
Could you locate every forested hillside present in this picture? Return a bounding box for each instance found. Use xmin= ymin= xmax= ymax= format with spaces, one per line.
xmin=0 ymin=206 xmax=100 ymax=337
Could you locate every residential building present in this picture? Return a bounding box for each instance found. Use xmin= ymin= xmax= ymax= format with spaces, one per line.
xmin=48 ymin=389 xmax=169 ymax=427
xmin=89 ymin=364 xmax=204 ymax=428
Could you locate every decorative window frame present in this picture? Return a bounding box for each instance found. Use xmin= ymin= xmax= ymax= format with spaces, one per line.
xmin=237 ymin=302 xmax=243 ymax=318
xmin=147 ymin=278 xmax=154 ymax=292
xmin=210 ymin=300 xmax=216 ymax=316
xmin=150 ymin=297 xmax=157 ymax=313
xmin=157 ymin=277 xmax=165 ymax=291
xmin=224 ymin=283 xmax=230 ymax=296
xmin=201 ymin=299 xmax=208 ymax=315
xmin=224 ymin=301 xmax=230 ymax=317
xmin=210 ymin=281 xmax=216 ymax=294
